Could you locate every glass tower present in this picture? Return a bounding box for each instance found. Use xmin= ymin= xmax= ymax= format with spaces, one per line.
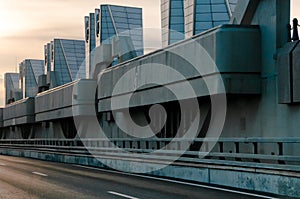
xmin=4 ymin=73 xmax=21 ymax=104
xmin=162 ymin=0 xmax=238 ymax=47
xmin=162 ymin=0 xmax=185 ymax=46
xmin=85 ymin=4 xmax=144 ymax=74
xmin=85 ymin=12 xmax=97 ymax=78
xmin=85 ymin=5 xmax=143 ymax=55
xmin=19 ymin=59 xmax=44 ymax=98
xmin=44 ymin=42 xmax=53 ymax=74
xmin=44 ymin=39 xmax=86 ymax=86
xmin=99 ymin=5 xmax=143 ymax=56
xmin=193 ymin=0 xmax=236 ymax=34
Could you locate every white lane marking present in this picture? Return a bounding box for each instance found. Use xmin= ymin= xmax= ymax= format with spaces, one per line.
xmin=75 ymin=165 xmax=277 ymax=199
xmin=108 ymin=191 xmax=139 ymax=199
xmin=32 ymin=172 xmax=48 ymax=177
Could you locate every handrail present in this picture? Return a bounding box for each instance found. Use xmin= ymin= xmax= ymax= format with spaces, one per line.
xmin=1 ymin=137 xmax=300 ymax=142
xmin=1 ymin=143 xmax=300 ymax=173
xmin=0 ymin=137 xmax=299 ymax=166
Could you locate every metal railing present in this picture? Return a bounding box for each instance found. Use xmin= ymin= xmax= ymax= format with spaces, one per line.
xmin=0 ymin=137 xmax=300 ymax=170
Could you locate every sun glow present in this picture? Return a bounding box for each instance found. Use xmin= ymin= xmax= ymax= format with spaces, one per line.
xmin=0 ymin=6 xmax=27 ymax=38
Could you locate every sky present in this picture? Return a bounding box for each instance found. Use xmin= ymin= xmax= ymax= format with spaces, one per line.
xmin=0 ymin=0 xmax=161 ymax=106
xmin=0 ymin=0 xmax=300 ymax=107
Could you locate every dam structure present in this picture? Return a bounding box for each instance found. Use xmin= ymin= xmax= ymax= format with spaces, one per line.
xmin=0 ymin=1 xmax=300 ymax=198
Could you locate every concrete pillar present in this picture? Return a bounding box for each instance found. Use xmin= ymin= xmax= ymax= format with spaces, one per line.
xmin=250 ymin=0 xmax=290 ymax=76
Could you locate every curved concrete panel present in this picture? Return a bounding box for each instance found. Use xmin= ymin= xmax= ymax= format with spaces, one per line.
xmin=98 ymin=25 xmax=261 ymax=111
xmin=3 ymin=98 xmax=35 ymax=127
xmin=35 ymin=79 xmax=97 ymax=122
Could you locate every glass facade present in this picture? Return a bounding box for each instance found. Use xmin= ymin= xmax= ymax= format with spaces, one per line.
xmin=169 ymin=0 xmax=185 ymax=44
xmin=19 ymin=59 xmax=44 ymax=98
xmin=53 ymin=39 xmax=86 ymax=85
xmin=161 ymin=0 xmax=238 ymax=46
xmin=4 ymin=73 xmax=20 ymax=104
xmin=85 ymin=4 xmax=144 ymax=72
xmin=98 ymin=5 xmax=143 ymax=56
xmin=194 ymin=0 xmax=231 ymax=34
xmin=100 ymin=5 xmax=117 ymax=44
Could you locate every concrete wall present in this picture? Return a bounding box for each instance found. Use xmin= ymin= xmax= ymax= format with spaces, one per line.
xmin=219 ymin=0 xmax=299 ymax=157
xmin=3 ymin=98 xmax=35 ymax=127
xmin=95 ymin=0 xmax=299 ymax=157
xmin=222 ymin=0 xmax=295 ymax=137
xmin=98 ymin=25 xmax=261 ymax=111
xmin=0 ymin=1 xmax=298 ymax=197
xmin=35 ymin=79 xmax=96 ymax=122
xmin=0 ymin=148 xmax=299 ymax=198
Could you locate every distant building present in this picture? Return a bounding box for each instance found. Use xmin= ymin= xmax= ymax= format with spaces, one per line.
xmin=85 ymin=12 xmax=97 ymax=78
xmin=161 ymin=0 xmax=238 ymax=47
xmin=161 ymin=0 xmax=185 ymax=46
xmin=99 ymin=4 xmax=143 ymax=55
xmin=19 ymin=59 xmax=44 ymax=98
xmin=44 ymin=39 xmax=86 ymax=86
xmin=4 ymin=73 xmax=22 ymax=104
xmin=85 ymin=4 xmax=144 ymax=74
xmin=44 ymin=42 xmax=53 ymax=74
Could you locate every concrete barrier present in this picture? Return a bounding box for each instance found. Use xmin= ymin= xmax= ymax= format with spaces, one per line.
xmin=0 ymin=148 xmax=299 ymax=198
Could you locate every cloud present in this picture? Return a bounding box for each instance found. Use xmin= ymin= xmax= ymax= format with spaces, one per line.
xmin=2 ymin=25 xmax=84 ymax=41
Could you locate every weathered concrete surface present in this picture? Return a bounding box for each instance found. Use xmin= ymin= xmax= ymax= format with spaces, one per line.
xmin=98 ymin=25 xmax=261 ymax=111
xmin=291 ymin=44 xmax=300 ymax=102
xmin=35 ymin=79 xmax=96 ymax=122
xmin=3 ymin=98 xmax=35 ymax=127
xmin=277 ymin=41 xmax=299 ymax=104
xmin=231 ymin=0 xmax=260 ymax=24
xmin=210 ymin=169 xmax=300 ymax=197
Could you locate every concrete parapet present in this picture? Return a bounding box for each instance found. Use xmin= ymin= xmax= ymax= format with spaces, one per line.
xmin=277 ymin=41 xmax=300 ymax=104
xmin=35 ymin=79 xmax=97 ymax=122
xmin=3 ymin=98 xmax=35 ymax=127
xmin=98 ymin=25 xmax=261 ymax=111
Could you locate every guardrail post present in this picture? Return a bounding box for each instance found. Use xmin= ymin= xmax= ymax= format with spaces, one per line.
xmin=278 ymin=142 xmax=285 ymax=164
xmin=253 ymin=142 xmax=260 ymax=162
xmin=219 ymin=142 xmax=224 ymax=152
xmin=234 ymin=142 xmax=242 ymax=161
xmin=219 ymin=142 xmax=225 ymax=160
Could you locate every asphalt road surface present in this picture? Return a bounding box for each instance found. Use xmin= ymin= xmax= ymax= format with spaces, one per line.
xmin=0 ymin=155 xmax=277 ymax=199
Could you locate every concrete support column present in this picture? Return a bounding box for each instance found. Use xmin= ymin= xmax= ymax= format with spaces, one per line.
xmin=276 ymin=0 xmax=290 ymax=48
xmin=250 ymin=0 xmax=290 ymax=76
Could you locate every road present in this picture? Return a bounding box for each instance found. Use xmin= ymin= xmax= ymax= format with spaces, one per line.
xmin=0 ymin=155 xmax=276 ymax=199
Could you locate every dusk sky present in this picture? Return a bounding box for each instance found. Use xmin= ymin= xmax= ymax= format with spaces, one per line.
xmin=0 ymin=0 xmax=161 ymax=106
xmin=0 ymin=0 xmax=300 ymax=107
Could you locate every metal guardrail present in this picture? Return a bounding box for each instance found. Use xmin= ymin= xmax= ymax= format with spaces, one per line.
xmin=0 ymin=137 xmax=300 ymax=166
